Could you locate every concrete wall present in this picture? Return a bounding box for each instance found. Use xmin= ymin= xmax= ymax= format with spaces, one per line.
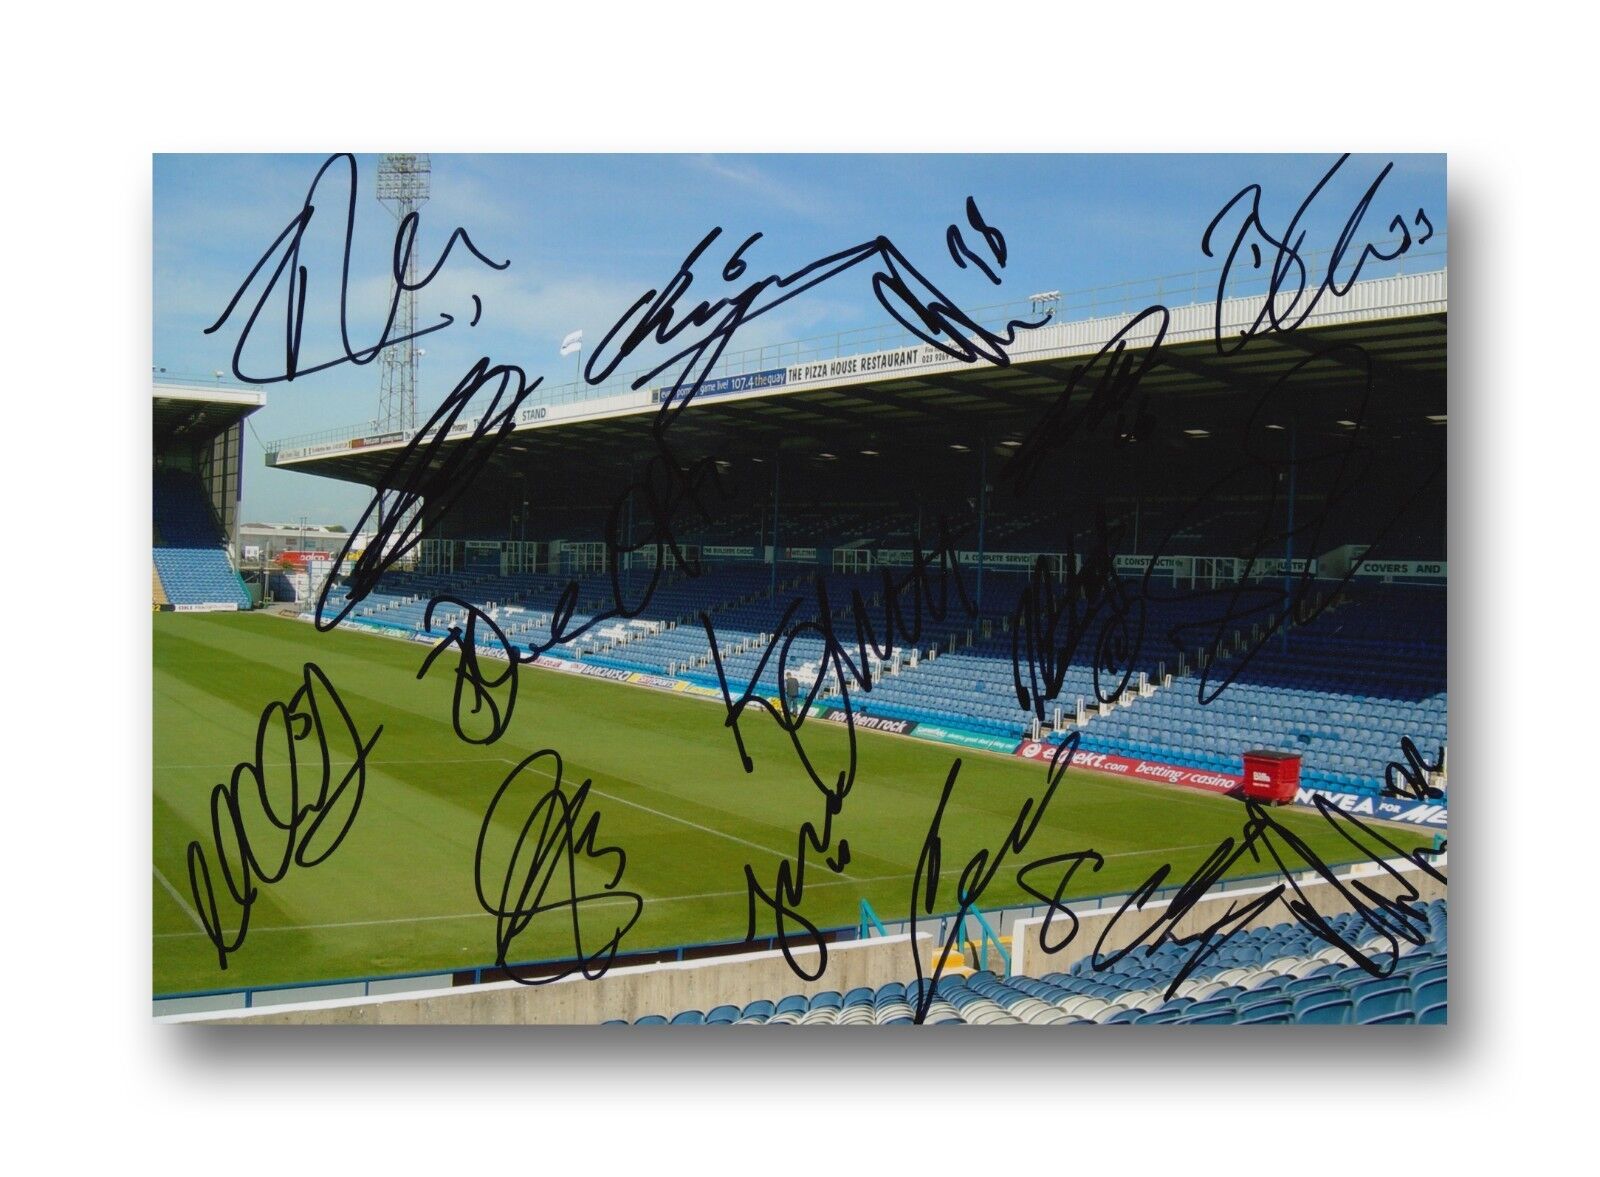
xmin=165 ymin=933 xmax=933 ymax=1026
xmin=163 ymin=858 xmax=1445 ymax=1024
xmin=1011 ymin=857 xmax=1447 ymax=978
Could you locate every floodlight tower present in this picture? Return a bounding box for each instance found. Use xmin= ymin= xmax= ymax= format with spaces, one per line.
xmin=375 ymin=153 xmax=431 ymax=433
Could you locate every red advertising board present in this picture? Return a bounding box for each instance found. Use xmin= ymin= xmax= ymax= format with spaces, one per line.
xmin=277 ymin=550 xmax=335 ymax=567
xmin=1014 ymin=741 xmax=1242 ymax=795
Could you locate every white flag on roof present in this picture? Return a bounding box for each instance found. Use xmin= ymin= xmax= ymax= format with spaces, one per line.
xmin=559 ymin=329 xmax=583 ymax=356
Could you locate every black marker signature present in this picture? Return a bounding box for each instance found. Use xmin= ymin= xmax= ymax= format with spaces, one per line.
xmin=907 ymin=735 xmax=1081 ymax=1023
xmin=1202 ymin=152 xmax=1434 ymax=356
xmin=1178 ymin=343 xmax=1444 ymax=706
xmin=1009 ymin=509 xmax=1142 ymax=716
xmin=711 ymin=530 xmax=982 ymax=979
xmin=591 ymin=197 xmax=1045 ymax=438
xmin=1002 ymin=304 xmax=1170 ymax=496
xmin=709 ymin=524 xmax=975 ymax=794
xmin=1024 ymin=793 xmax=1448 ymax=1000
xmin=185 ymin=663 xmax=383 ymax=970
xmin=570 ymin=200 xmax=1043 ymax=628
xmin=317 ymin=191 xmax=1027 ymax=659
xmin=475 ymin=750 xmax=644 ymax=984
xmin=1000 ymin=321 xmax=1443 ymax=715
xmin=573 ymin=197 xmax=1043 ymax=630
xmin=416 ymin=595 xmax=520 ymax=745
xmin=740 ymin=781 xmax=854 ymax=984
xmin=204 ymin=153 xmax=507 ymax=384
xmin=196 ymin=153 xmax=542 ymax=630
xmin=315 ymin=358 xmax=543 ymax=628
xmin=1382 ymin=737 xmax=1446 ymax=801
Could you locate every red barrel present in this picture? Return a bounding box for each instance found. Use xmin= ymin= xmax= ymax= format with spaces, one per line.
xmin=1241 ymin=749 xmax=1302 ymax=804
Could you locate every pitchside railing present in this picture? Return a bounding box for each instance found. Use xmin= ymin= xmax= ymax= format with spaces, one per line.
xmin=151 ymin=856 xmax=1426 ymax=1017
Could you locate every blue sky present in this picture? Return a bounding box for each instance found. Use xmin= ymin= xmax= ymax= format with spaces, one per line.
xmin=153 ymin=153 xmax=1446 ymax=525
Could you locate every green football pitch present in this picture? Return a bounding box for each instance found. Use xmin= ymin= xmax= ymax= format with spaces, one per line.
xmin=152 ymin=611 xmax=1433 ymax=996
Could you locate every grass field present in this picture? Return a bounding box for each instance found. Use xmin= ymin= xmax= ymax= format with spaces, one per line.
xmin=152 ymin=612 xmax=1434 ymax=996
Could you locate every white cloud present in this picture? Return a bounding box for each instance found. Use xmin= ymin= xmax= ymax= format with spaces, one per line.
xmin=687 ymin=155 xmax=834 ymax=222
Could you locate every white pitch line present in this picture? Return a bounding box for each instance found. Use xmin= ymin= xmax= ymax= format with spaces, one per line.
xmin=151 ymin=843 xmax=1224 ymax=940
xmin=158 ymin=757 xmax=817 ymax=865
xmin=154 ymin=864 xmax=207 ymax=934
xmin=1112 ymin=843 xmax=1222 ymax=860
xmin=499 ymin=759 xmax=801 ymax=864
xmin=151 ymin=869 xmax=918 ymax=939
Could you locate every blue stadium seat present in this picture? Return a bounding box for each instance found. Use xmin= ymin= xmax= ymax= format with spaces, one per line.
xmin=1359 ymin=1009 xmax=1417 ymax=1026
xmin=1296 ymin=999 xmax=1354 ymax=1025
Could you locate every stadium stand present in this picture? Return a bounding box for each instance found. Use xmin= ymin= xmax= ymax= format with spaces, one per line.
xmin=1043 ymin=581 xmax=1446 ymax=796
xmin=153 ymin=381 xmax=261 ymax=610
xmin=599 ymin=899 xmax=1448 ymax=1026
xmin=257 ymin=263 xmax=1449 ymax=808
xmin=310 ymin=557 xmax=1444 ymax=801
xmin=152 ymin=470 xmax=251 ymax=609
xmin=160 ymin=237 xmax=1450 ymax=1026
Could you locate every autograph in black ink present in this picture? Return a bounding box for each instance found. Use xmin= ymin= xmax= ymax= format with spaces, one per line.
xmin=710 ymin=522 xmax=975 ymax=794
xmin=185 ymin=663 xmax=383 ymax=970
xmin=900 ymin=722 xmax=1446 ymax=1019
xmin=739 ymin=780 xmax=854 ymax=983
xmin=416 ymin=594 xmax=521 ymax=745
xmin=403 ymin=201 xmax=1024 ymax=740
xmin=203 ymin=152 xmax=507 ymax=384
xmin=998 ymin=154 xmax=1444 ymax=716
xmin=475 ymin=750 xmax=643 ymax=984
xmin=195 ymin=152 xmax=1448 ymax=1007
xmin=562 ymin=197 xmax=1043 ymax=634
xmin=1203 ymin=151 xmax=1435 ymax=355
xmin=316 ymin=358 xmax=544 ymax=631
xmin=908 ymin=735 xmax=1084 ymax=1023
xmin=590 ymin=196 xmax=1043 ymax=436
xmin=1382 ymin=737 xmax=1446 ymax=801
xmin=1009 ymin=510 xmax=1143 ymax=716
xmin=1103 ymin=794 xmax=1443 ymax=997
xmin=1012 ymin=791 xmax=1447 ymax=1005
xmin=704 ymin=521 xmax=1006 ymax=978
